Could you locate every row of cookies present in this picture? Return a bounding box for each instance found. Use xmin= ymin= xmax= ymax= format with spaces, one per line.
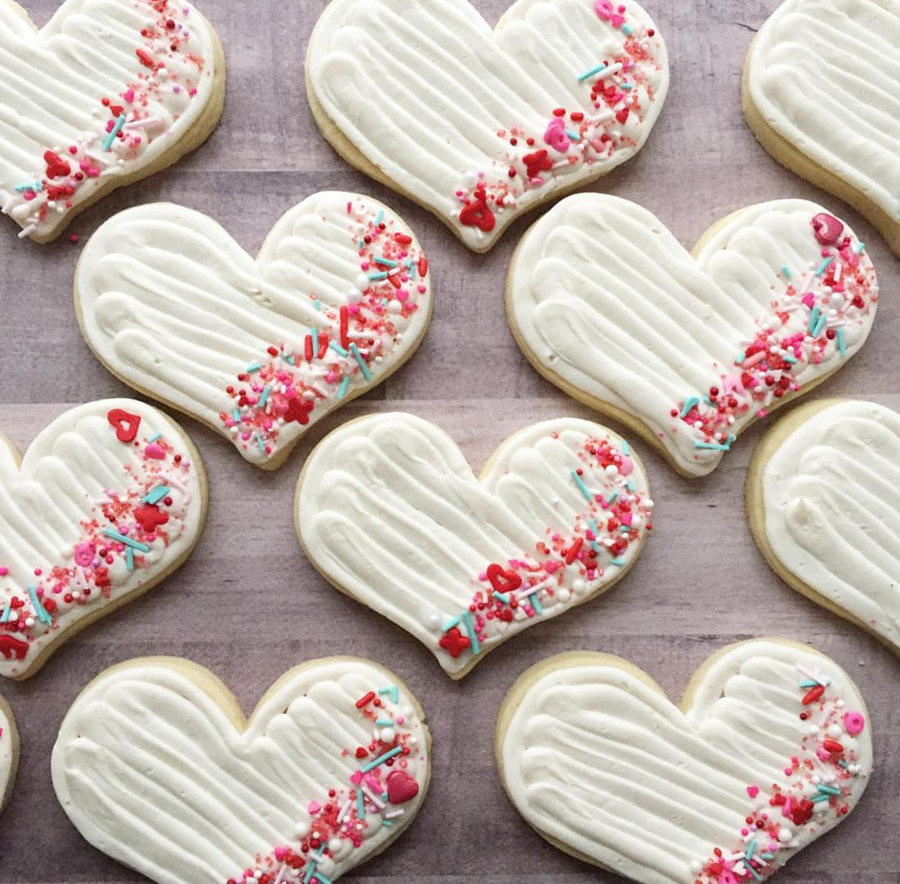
xmin=4 ymin=0 xmax=900 ymax=259
xmin=0 ymin=638 xmax=873 ymax=884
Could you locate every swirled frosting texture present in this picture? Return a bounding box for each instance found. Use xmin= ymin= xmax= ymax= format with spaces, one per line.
xmin=76 ymin=193 xmax=432 ymax=467
xmin=508 ymin=195 xmax=878 ymax=477
xmin=0 ymin=0 xmax=221 ymax=241
xmin=747 ymin=0 xmax=900 ymax=226
xmin=0 ymin=400 xmax=205 ymax=679
xmin=297 ymin=413 xmax=653 ymax=677
xmin=307 ymin=0 xmax=669 ymax=251
xmin=501 ymin=641 xmax=873 ymax=884
xmin=52 ymin=658 xmax=429 ymax=884
xmin=760 ymin=400 xmax=900 ymax=652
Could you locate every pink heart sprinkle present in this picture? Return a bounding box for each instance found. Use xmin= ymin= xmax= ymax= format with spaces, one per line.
xmin=307 ymin=801 xmax=321 ymax=814
xmin=747 ymin=785 xmax=759 ymax=798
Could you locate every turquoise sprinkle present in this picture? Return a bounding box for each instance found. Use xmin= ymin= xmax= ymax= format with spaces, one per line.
xmin=812 ymin=313 xmax=827 ymax=337
xmin=493 ymin=591 xmax=510 ymax=605
xmin=374 ymin=208 xmax=385 ymax=227
xmin=621 ymin=439 xmax=630 ymax=455
xmin=746 ymin=838 xmax=757 ymax=861
xmin=314 ymin=874 xmax=334 ymax=884
xmin=378 ymin=685 xmax=400 ymax=703
xmin=304 ymin=862 xmax=318 ymax=884
xmin=246 ymin=361 xmax=262 ymax=373
xmin=311 ymin=327 xmax=319 ymax=356
xmin=148 ymin=432 xmax=162 ymax=443
xmin=381 ymin=821 xmax=393 ymax=830
xmin=314 ymin=299 xmax=322 ymax=311
xmin=442 ymin=617 xmax=460 ymax=632
xmin=620 ymin=82 xmax=634 ymax=90
xmin=350 ymin=343 xmax=373 ymax=381
xmin=0 ymin=604 xmax=9 ymax=624
xmin=610 ymin=558 xmax=626 ymax=566
xmin=577 ymin=62 xmax=608 ymax=82
xmin=375 ymin=719 xmax=394 ymax=727
xmin=745 ymin=863 xmax=762 ymax=883
xmin=781 ymin=264 xmax=792 ymax=279
xmin=625 ymin=481 xmax=635 ymax=491
xmin=330 ymin=341 xmax=349 ymax=358
xmin=760 ymin=854 xmax=775 ymax=861
xmin=736 ymin=353 xmax=746 ymax=365
xmin=811 ymin=793 xmax=831 ymax=803
xmin=368 ymin=271 xmax=389 ymax=281
xmin=15 ymin=181 xmax=41 ymax=193
xmin=607 ymin=491 xmax=619 ymax=505
xmin=284 ymin=354 xmax=296 ymax=365
xmin=126 ymin=547 xmax=135 ymax=571
xmin=258 ymin=385 xmax=271 ymax=409
xmin=142 ymin=485 xmax=170 ymax=505
xmin=356 ymin=790 xmax=365 ymax=820
xmin=374 ymin=256 xmax=398 ymax=267
xmin=462 ymin=609 xmax=480 ymax=655
xmin=28 ymin=587 xmax=51 ymax=625
xmin=816 ymin=256 xmax=834 ymax=277
xmin=102 ymin=529 xmax=151 ymax=553
xmin=565 ymin=129 xmax=582 ymax=141
xmin=856 ymin=242 xmax=866 ymax=254
xmin=679 ymin=396 xmax=700 ymax=418
xmin=838 ymin=759 xmax=850 ymax=770
xmin=798 ymin=679 xmax=820 ymax=688
xmin=255 ymin=433 xmax=266 ymax=454
xmin=529 ymin=593 xmax=543 ymax=614
xmin=409 ymin=261 xmax=417 ymax=280
xmin=808 ymin=306 xmax=820 ymax=333
xmin=837 ymin=328 xmax=847 ymax=357
xmin=783 ymin=353 xmax=797 ymax=364
xmin=621 ymin=22 xmax=633 ymax=35
xmin=360 ymin=746 xmax=403 ymax=773
xmin=232 ymin=408 xmax=241 ymax=423
xmin=571 ymin=470 xmax=592 ymax=502
xmin=102 ymin=113 xmax=127 ymax=151
xmin=694 ymin=440 xmax=731 ymax=452
xmin=588 ymin=518 xmax=603 ymax=554
xmin=817 ymin=784 xmax=841 ymax=795
xmin=337 ymin=376 xmax=350 ymax=400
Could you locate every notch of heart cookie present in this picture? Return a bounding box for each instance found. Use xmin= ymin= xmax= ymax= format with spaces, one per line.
xmin=747 ymin=398 xmax=900 ymax=657
xmin=74 ymin=193 xmax=433 ymax=469
xmin=0 ymin=400 xmax=207 ymax=679
xmin=52 ymin=656 xmax=430 ymax=884
xmin=507 ymin=194 xmax=878 ymax=478
xmin=743 ymin=0 xmax=900 ymax=256
xmin=306 ymin=0 xmax=669 ymax=253
xmin=0 ymin=694 xmax=17 ymax=814
xmin=0 ymin=0 xmax=225 ymax=243
xmin=497 ymin=639 xmax=873 ymax=884
xmin=295 ymin=412 xmax=654 ymax=679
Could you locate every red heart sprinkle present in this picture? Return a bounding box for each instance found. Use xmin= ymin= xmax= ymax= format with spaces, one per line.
xmin=355 ymin=747 xmax=369 ymax=759
xmin=811 ymin=212 xmax=844 ymax=246
xmin=487 ymin=563 xmax=522 ymax=595
xmin=386 ymin=770 xmax=420 ymax=805
xmin=107 ymin=408 xmax=141 ymax=443
xmin=44 ymin=150 xmax=71 ymax=179
xmin=459 ymin=197 xmax=496 ymax=232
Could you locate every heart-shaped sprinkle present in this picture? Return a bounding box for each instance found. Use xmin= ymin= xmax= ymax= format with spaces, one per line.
xmin=107 ymin=408 xmax=141 ymax=443
xmin=508 ymin=195 xmax=878 ymax=477
xmin=308 ymin=0 xmax=669 ymax=252
xmin=811 ymin=212 xmax=844 ymax=246
xmin=53 ymin=658 xmax=430 ymax=884
xmin=499 ymin=640 xmax=873 ymax=884
xmin=487 ymin=564 xmax=524 ymax=595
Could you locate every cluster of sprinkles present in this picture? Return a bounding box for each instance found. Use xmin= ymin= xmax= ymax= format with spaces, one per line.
xmin=4 ymin=0 xmax=208 ymax=240
xmin=692 ymin=665 xmax=867 ymax=884
xmin=674 ymin=213 xmax=877 ymax=459
xmin=454 ymin=1 xmax=662 ymax=238
xmin=0 ymin=409 xmax=194 ymax=668
xmin=228 ymin=684 xmax=424 ymax=884
xmin=219 ymin=202 xmax=428 ymax=461
xmin=434 ymin=433 xmax=653 ymax=661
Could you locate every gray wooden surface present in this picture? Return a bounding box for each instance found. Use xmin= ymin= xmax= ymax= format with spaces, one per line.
xmin=1 ymin=0 xmax=898 ymax=882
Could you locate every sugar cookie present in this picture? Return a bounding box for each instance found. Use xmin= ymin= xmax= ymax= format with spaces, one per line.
xmin=0 ymin=694 xmax=17 ymax=813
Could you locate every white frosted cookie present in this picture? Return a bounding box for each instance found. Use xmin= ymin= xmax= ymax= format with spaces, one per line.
xmin=53 ymin=656 xmax=430 ymax=884
xmin=748 ymin=398 xmax=900 ymax=656
xmin=0 ymin=0 xmax=225 ymax=244
xmin=744 ymin=0 xmax=900 ymax=256
xmin=0 ymin=399 xmax=207 ymax=679
xmin=295 ymin=413 xmax=654 ymax=679
xmin=75 ymin=193 xmax=434 ymax=469
xmin=306 ymin=0 xmax=669 ymax=253
xmin=0 ymin=694 xmax=17 ymax=813
xmin=497 ymin=639 xmax=873 ymax=884
xmin=507 ymin=194 xmax=878 ymax=478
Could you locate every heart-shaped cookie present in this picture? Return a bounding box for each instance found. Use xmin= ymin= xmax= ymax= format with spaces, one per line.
xmin=747 ymin=398 xmax=900 ymax=656
xmin=52 ymin=656 xmax=430 ymax=884
xmin=306 ymin=0 xmax=669 ymax=253
xmin=75 ymin=192 xmax=433 ymax=469
xmin=0 ymin=399 xmax=207 ymax=679
xmin=0 ymin=0 xmax=225 ymax=243
xmin=295 ymin=413 xmax=654 ymax=679
xmin=507 ymin=195 xmax=878 ymax=478
xmin=743 ymin=0 xmax=900 ymax=256
xmin=497 ymin=639 xmax=873 ymax=884
xmin=0 ymin=694 xmax=17 ymax=814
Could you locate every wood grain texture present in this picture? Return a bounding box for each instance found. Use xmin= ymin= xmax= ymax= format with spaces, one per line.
xmin=0 ymin=1 xmax=898 ymax=882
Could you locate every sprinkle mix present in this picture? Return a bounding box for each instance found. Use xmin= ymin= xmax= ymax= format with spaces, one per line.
xmin=227 ymin=685 xmax=424 ymax=884
xmin=455 ymin=2 xmax=663 ymax=236
xmin=4 ymin=0 xmax=208 ymax=239
xmin=436 ymin=432 xmax=653 ymax=660
xmin=674 ymin=213 xmax=877 ymax=459
xmin=0 ymin=409 xmax=195 ymax=667
xmin=693 ymin=666 xmax=867 ymax=884
xmin=219 ymin=202 xmax=428 ymax=461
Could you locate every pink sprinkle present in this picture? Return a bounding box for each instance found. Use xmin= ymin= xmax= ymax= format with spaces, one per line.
xmin=0 ymin=567 xmax=6 ymax=577
xmin=124 ymin=88 xmax=135 ymax=103
xmin=145 ymin=443 xmax=166 ymax=459
xmin=308 ymin=800 xmax=321 ymax=814
xmin=747 ymin=785 xmax=759 ymax=798
xmin=274 ymin=847 xmax=287 ymax=861
xmin=802 ymin=292 xmax=816 ymax=308
xmin=843 ymin=711 xmax=865 ymax=735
